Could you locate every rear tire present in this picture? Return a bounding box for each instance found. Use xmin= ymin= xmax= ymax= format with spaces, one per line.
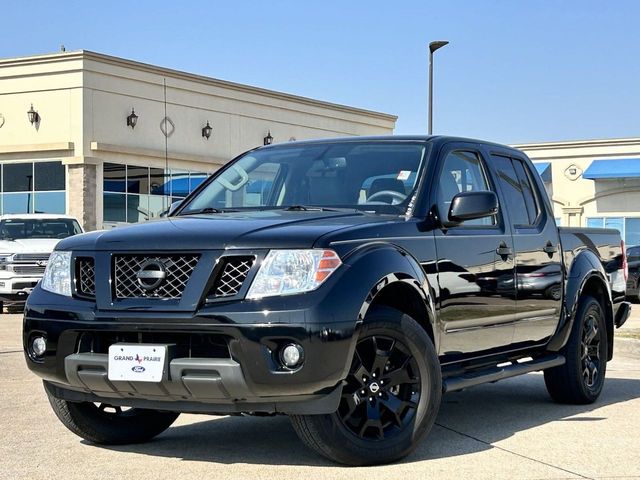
xmin=544 ymin=295 xmax=607 ymax=404
xmin=290 ymin=306 xmax=441 ymax=466
xmin=46 ymin=387 xmax=179 ymax=444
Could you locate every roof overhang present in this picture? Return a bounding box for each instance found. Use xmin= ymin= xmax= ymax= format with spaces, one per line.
xmin=583 ymin=158 xmax=640 ymax=180
xmin=533 ymin=162 xmax=552 ymax=182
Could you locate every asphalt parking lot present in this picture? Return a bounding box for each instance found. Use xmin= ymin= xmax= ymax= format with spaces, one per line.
xmin=1 ymin=313 xmax=639 ymax=480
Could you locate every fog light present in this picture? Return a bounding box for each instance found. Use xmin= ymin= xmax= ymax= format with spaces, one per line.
xmin=280 ymin=344 xmax=304 ymax=368
xmin=31 ymin=336 xmax=46 ymax=357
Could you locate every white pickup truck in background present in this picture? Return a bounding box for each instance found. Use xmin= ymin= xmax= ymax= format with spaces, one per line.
xmin=0 ymin=214 xmax=83 ymax=311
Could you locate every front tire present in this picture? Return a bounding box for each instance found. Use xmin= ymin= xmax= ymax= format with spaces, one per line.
xmin=290 ymin=307 xmax=441 ymax=466
xmin=544 ymin=295 xmax=607 ymax=404
xmin=46 ymin=387 xmax=180 ymax=445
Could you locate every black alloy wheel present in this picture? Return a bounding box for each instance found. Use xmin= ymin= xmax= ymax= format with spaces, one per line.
xmin=338 ymin=335 xmax=421 ymax=441
xmin=581 ymin=311 xmax=602 ymax=389
xmin=544 ymin=295 xmax=607 ymax=404
xmin=290 ymin=307 xmax=442 ymax=466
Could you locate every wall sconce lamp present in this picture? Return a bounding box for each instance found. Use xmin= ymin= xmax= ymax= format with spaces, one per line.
xmin=27 ymin=104 xmax=40 ymax=125
xmin=126 ymin=108 xmax=138 ymax=129
xmin=263 ymin=130 xmax=273 ymax=145
xmin=202 ymin=121 xmax=213 ymax=140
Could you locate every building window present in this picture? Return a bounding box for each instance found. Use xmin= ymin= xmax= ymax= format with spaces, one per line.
xmin=586 ymin=216 xmax=640 ymax=248
xmin=103 ymin=162 xmax=211 ymax=225
xmin=625 ymin=218 xmax=640 ymax=247
xmin=586 ymin=217 xmax=604 ymax=229
xmin=0 ymin=161 xmax=66 ymax=214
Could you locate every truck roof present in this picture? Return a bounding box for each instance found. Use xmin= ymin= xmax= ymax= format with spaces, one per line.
xmin=258 ymin=135 xmax=524 ymax=155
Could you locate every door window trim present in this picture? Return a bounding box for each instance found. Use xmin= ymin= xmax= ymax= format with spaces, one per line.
xmin=486 ymin=149 xmax=547 ymax=233
xmin=431 ymin=144 xmax=505 ymax=233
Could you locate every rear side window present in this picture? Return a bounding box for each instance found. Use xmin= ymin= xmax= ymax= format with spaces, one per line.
xmin=492 ymin=155 xmax=540 ymax=227
xmin=512 ymin=159 xmax=540 ymax=224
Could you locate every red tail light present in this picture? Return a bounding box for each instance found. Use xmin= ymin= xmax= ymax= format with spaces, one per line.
xmin=622 ymin=240 xmax=628 ymax=282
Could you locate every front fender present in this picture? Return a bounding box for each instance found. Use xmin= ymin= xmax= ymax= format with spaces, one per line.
xmin=547 ymin=248 xmax=612 ymax=351
xmin=337 ymin=242 xmax=438 ymax=351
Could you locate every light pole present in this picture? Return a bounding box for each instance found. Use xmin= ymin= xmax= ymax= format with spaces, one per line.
xmin=428 ymin=40 xmax=449 ymax=135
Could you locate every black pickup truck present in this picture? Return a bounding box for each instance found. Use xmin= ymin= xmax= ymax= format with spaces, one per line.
xmin=24 ymin=136 xmax=630 ymax=465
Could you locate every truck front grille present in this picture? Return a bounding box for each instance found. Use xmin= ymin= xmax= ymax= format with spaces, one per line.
xmin=12 ymin=253 xmax=50 ymax=262
xmin=113 ymin=254 xmax=199 ymax=299
xmin=12 ymin=265 xmax=46 ymax=275
xmin=76 ymin=257 xmax=96 ymax=298
xmin=212 ymin=256 xmax=255 ymax=297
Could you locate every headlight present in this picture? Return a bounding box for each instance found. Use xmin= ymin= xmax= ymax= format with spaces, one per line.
xmin=41 ymin=251 xmax=72 ymax=297
xmin=246 ymin=249 xmax=341 ymax=299
xmin=0 ymin=254 xmax=11 ymax=271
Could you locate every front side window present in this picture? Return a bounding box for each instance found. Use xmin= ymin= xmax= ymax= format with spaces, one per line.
xmin=437 ymin=150 xmax=495 ymax=226
xmin=180 ymin=142 xmax=427 ymax=215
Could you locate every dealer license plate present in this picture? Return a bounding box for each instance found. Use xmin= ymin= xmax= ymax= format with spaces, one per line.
xmin=107 ymin=344 xmax=166 ymax=383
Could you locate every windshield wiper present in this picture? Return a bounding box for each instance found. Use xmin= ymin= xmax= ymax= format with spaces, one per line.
xmin=178 ymin=207 xmax=236 ymax=216
xmin=279 ymin=205 xmax=342 ymax=212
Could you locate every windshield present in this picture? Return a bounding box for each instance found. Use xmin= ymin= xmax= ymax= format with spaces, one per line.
xmin=179 ymin=141 xmax=427 ymax=215
xmin=0 ymin=218 xmax=82 ymax=241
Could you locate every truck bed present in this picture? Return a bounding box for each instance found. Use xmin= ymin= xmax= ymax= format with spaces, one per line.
xmin=559 ymin=226 xmax=626 ymax=304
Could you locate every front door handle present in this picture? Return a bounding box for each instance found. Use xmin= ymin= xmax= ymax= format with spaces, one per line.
xmin=496 ymin=242 xmax=513 ymax=258
xmin=543 ymin=241 xmax=558 ymax=255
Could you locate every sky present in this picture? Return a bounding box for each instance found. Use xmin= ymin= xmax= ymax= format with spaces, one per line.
xmin=1 ymin=0 xmax=639 ymax=144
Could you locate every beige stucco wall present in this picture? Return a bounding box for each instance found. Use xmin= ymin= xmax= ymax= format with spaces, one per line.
xmin=0 ymin=50 xmax=396 ymax=229
xmin=514 ymin=138 xmax=640 ymax=227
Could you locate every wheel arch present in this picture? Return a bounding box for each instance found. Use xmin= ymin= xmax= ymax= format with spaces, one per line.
xmin=344 ymin=242 xmax=438 ymax=353
xmin=547 ymin=249 xmax=614 ymax=359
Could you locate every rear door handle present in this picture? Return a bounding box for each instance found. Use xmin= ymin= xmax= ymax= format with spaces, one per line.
xmin=543 ymin=241 xmax=558 ymax=255
xmin=496 ymin=242 xmax=513 ymax=257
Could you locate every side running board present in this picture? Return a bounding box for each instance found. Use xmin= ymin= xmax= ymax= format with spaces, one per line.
xmin=442 ymin=354 xmax=565 ymax=393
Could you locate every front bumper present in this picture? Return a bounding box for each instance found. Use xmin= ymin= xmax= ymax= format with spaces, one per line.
xmin=23 ymin=285 xmax=358 ymax=415
xmin=0 ymin=276 xmax=40 ymax=303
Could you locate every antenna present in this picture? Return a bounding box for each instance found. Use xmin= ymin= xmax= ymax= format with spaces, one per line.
xmin=163 ymin=78 xmax=169 ymax=199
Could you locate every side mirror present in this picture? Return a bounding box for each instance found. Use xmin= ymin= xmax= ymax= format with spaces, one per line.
xmin=445 ymin=191 xmax=498 ymax=226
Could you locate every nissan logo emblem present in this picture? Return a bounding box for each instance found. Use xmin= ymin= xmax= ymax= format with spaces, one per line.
xmin=136 ymin=260 xmax=167 ymax=291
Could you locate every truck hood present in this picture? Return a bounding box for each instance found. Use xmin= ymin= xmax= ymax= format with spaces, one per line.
xmin=57 ymin=210 xmax=399 ymax=252
xmin=0 ymin=238 xmax=60 ymax=254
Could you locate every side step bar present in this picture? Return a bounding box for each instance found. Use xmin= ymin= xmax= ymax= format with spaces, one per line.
xmin=442 ymin=354 xmax=565 ymax=393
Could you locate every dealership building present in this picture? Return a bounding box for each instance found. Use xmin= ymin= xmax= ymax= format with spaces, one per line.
xmin=0 ymin=50 xmax=396 ymax=230
xmin=516 ymin=137 xmax=640 ymax=247
xmin=2 ymin=50 xmax=640 ymax=246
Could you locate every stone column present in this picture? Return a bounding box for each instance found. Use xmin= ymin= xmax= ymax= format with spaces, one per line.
xmin=67 ymin=163 xmax=98 ymax=231
xmin=562 ymin=206 xmax=584 ymax=227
